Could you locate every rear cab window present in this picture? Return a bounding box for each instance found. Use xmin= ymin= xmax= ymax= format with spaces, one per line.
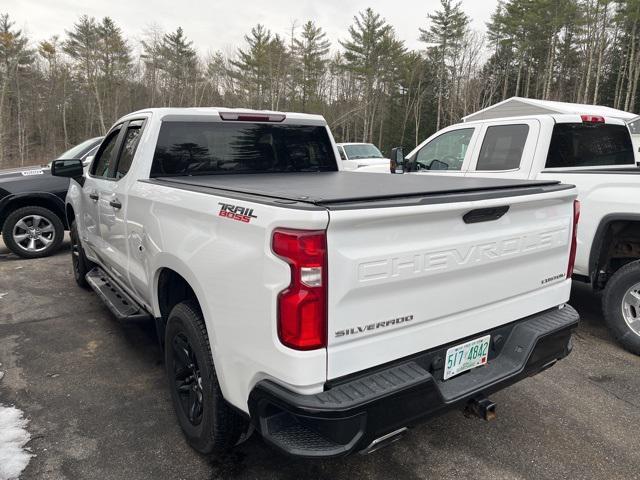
xmin=545 ymin=123 xmax=635 ymax=168
xmin=151 ymin=122 xmax=337 ymax=177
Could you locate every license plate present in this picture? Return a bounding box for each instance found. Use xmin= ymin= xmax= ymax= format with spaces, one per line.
xmin=443 ymin=335 xmax=491 ymax=380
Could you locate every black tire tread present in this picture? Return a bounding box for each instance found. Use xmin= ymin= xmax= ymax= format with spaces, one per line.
xmin=602 ymin=260 xmax=640 ymax=355
xmin=70 ymin=220 xmax=94 ymax=289
xmin=166 ymin=301 xmax=246 ymax=454
xmin=2 ymin=205 xmax=64 ymax=259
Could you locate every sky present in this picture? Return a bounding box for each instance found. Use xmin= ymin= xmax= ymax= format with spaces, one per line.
xmin=4 ymin=0 xmax=498 ymax=55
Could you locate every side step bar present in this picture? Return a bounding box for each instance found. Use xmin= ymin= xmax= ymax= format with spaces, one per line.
xmin=85 ymin=267 xmax=151 ymax=322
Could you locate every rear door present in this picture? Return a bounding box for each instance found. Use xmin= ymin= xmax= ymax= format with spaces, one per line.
xmin=466 ymin=119 xmax=540 ymax=179
xmin=325 ymin=188 xmax=575 ymax=379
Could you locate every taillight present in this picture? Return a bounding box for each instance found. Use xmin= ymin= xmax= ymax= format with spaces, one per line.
xmin=567 ymin=200 xmax=580 ymax=279
xmin=581 ymin=114 xmax=605 ymax=124
xmin=272 ymin=229 xmax=327 ymax=350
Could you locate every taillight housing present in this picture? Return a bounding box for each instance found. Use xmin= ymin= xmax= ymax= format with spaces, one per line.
xmin=272 ymin=229 xmax=327 ymax=350
xmin=567 ymin=200 xmax=580 ymax=279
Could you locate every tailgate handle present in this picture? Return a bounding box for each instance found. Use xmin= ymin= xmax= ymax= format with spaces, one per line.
xmin=463 ymin=206 xmax=509 ymax=224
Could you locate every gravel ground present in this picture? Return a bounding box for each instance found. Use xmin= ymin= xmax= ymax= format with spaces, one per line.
xmin=1 ymin=236 xmax=639 ymax=480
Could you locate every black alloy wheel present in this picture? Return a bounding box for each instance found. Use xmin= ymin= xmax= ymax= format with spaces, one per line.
xmin=172 ymin=332 xmax=204 ymax=426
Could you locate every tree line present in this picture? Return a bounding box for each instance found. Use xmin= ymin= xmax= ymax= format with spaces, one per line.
xmin=1 ymin=0 xmax=639 ymax=168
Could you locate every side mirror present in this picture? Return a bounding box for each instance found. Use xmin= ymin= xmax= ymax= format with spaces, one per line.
xmin=390 ymin=147 xmax=405 ymax=174
xmin=51 ymin=159 xmax=84 ymax=179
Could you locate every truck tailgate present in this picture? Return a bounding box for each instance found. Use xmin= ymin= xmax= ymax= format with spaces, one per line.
xmin=326 ymin=188 xmax=576 ymax=379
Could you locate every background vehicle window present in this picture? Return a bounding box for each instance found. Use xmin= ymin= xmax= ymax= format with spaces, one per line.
xmin=342 ymin=144 xmax=384 ymax=159
xmin=57 ymin=137 xmax=102 ymax=160
xmin=476 ymin=124 xmax=529 ymax=171
xmin=338 ymin=146 xmax=347 ymax=160
xmin=115 ymin=125 xmax=142 ymax=179
xmin=90 ymin=129 xmax=121 ymax=178
xmin=545 ymin=123 xmax=635 ymax=168
xmin=150 ymin=122 xmax=337 ymax=176
xmin=414 ymin=128 xmax=474 ymax=170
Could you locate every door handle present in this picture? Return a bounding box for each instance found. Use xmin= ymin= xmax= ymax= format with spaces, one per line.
xmin=463 ymin=206 xmax=510 ymax=224
xmin=89 ymin=192 xmax=99 ymax=201
xmin=109 ymin=198 xmax=122 ymax=210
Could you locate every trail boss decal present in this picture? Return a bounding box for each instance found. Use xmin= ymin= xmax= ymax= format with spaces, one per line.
xmin=218 ymin=202 xmax=257 ymax=223
xmin=335 ymin=315 xmax=414 ymax=338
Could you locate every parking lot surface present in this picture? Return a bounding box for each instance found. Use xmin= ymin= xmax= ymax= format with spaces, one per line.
xmin=1 ymin=237 xmax=640 ymax=480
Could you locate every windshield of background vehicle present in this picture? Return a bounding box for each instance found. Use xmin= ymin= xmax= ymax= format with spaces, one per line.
xmin=57 ymin=137 xmax=103 ymax=160
xmin=342 ymin=144 xmax=384 ymax=160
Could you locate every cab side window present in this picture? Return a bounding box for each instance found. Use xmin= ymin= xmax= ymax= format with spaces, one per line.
xmin=115 ymin=121 xmax=143 ymax=179
xmin=90 ymin=128 xmax=121 ymax=178
xmin=414 ymin=128 xmax=474 ymax=170
xmin=476 ymin=124 xmax=529 ymax=171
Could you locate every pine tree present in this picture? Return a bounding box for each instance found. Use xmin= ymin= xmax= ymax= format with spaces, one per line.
xmin=231 ymin=24 xmax=273 ymax=108
xmin=0 ymin=13 xmax=34 ymax=165
xmin=97 ymin=17 xmax=131 ymax=118
xmin=340 ymin=8 xmax=405 ymax=142
xmin=158 ymin=27 xmax=198 ymax=106
xmin=420 ymin=0 xmax=469 ymax=129
xmin=64 ymin=15 xmax=105 ymax=133
xmin=293 ymin=21 xmax=330 ymax=112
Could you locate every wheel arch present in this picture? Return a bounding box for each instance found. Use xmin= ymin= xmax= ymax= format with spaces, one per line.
xmin=0 ymin=193 xmax=68 ymax=230
xmin=589 ymin=213 xmax=640 ymax=289
xmin=151 ymin=258 xmax=214 ymax=349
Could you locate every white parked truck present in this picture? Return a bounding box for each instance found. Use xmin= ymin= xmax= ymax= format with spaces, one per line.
xmin=52 ymin=108 xmax=579 ymax=458
xmin=375 ymin=111 xmax=640 ymax=355
xmin=336 ymin=142 xmax=390 ymax=171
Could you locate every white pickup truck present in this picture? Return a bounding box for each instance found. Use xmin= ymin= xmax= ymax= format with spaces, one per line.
xmin=52 ymin=108 xmax=579 ymax=458
xmin=377 ymin=112 xmax=640 ymax=355
xmin=336 ymin=142 xmax=390 ymax=171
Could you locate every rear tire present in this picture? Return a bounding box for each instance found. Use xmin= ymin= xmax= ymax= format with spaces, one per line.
xmin=70 ymin=220 xmax=94 ymax=289
xmin=164 ymin=301 xmax=246 ymax=454
xmin=602 ymin=260 xmax=640 ymax=355
xmin=2 ymin=206 xmax=64 ymax=259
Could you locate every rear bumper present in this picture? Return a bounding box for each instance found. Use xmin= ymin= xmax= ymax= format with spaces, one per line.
xmin=248 ymin=304 xmax=579 ymax=458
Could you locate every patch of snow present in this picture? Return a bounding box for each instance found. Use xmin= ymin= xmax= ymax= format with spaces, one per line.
xmin=0 ymin=405 xmax=33 ymax=480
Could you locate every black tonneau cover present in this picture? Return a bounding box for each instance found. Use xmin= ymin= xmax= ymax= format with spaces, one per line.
xmin=151 ymin=172 xmax=571 ymax=209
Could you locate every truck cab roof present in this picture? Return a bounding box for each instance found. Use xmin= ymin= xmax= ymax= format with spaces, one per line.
xmin=119 ymin=107 xmax=327 ymax=126
xmin=462 ymin=113 xmax=629 ymax=128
